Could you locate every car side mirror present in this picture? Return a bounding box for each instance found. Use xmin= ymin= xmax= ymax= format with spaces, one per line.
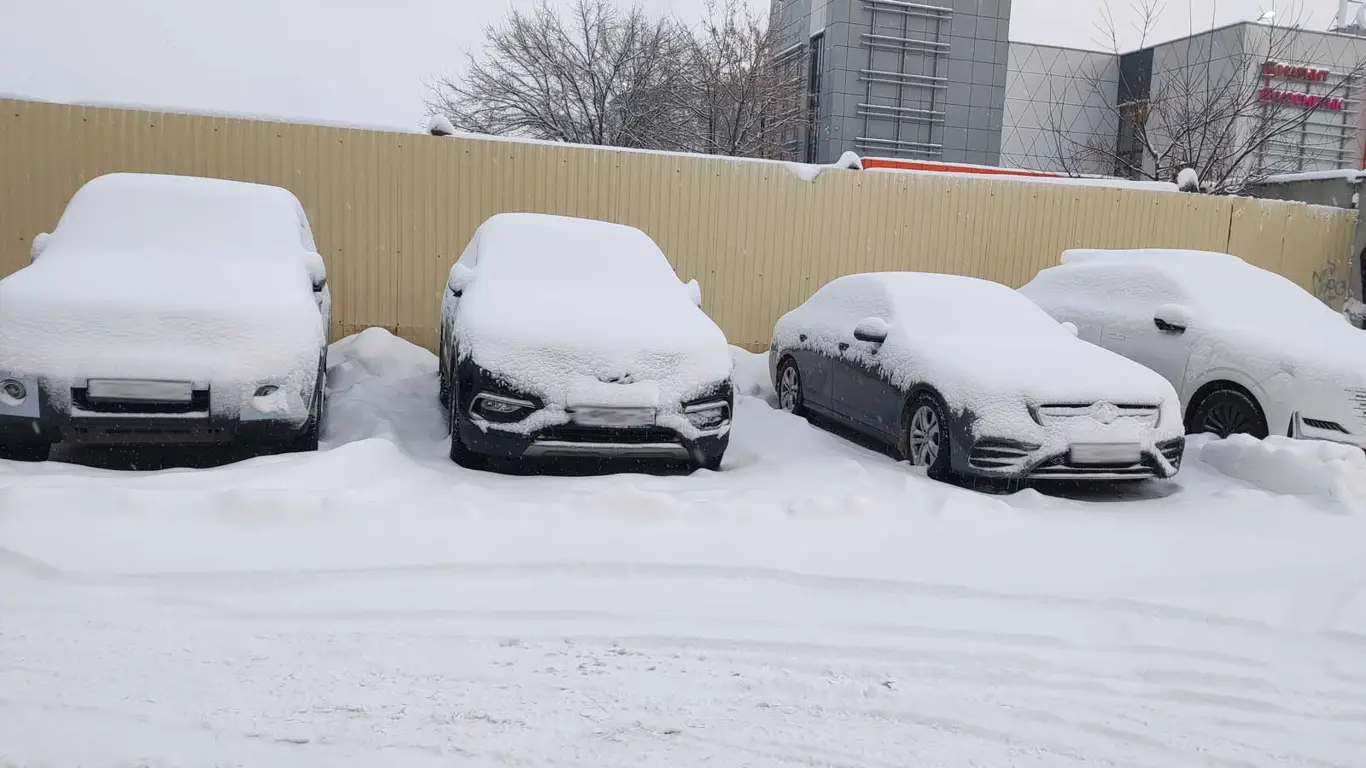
xmin=301 ymin=251 xmax=327 ymax=292
xmin=1154 ymin=304 xmax=1192 ymax=334
xmin=1060 ymin=321 xmax=1079 ymax=337
xmin=685 ymin=279 xmax=703 ymax=308
xmin=448 ymin=263 xmax=476 ymax=297
xmin=31 ymin=233 xmax=50 ymax=263
xmin=853 ymin=317 xmax=889 ymax=344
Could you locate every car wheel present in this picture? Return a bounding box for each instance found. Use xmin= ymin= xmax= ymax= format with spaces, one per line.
xmin=776 ymin=358 xmax=805 ymax=416
xmin=904 ymin=393 xmax=952 ymax=478
xmin=692 ymin=453 xmax=724 ymax=472
xmin=447 ymin=385 xmax=488 ymax=470
xmin=0 ymin=441 xmax=50 ymax=463
xmin=1191 ymin=388 xmax=1267 ymax=439
xmin=438 ymin=349 xmax=451 ymax=410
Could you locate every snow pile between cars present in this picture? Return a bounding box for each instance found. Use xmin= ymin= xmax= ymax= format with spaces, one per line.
xmin=1194 ymin=434 xmax=1366 ymax=508
xmin=323 ymin=328 xmax=445 ymax=452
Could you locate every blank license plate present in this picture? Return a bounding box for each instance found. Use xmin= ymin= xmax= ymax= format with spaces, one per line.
xmin=86 ymin=379 xmax=193 ymax=403
xmin=1070 ymin=443 xmax=1141 ymax=465
xmin=570 ymin=407 xmax=656 ymax=427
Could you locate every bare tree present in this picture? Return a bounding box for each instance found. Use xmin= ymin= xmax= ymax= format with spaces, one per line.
xmin=427 ymin=0 xmax=690 ymax=150
xmin=677 ymin=0 xmax=807 ymax=159
xmin=1048 ymin=0 xmax=1366 ymax=193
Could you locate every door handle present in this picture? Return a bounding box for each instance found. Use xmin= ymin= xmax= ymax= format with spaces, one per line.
xmin=838 ymin=342 xmax=850 ymax=352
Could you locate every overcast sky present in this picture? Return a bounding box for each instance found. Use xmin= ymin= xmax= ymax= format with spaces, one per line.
xmin=0 ymin=0 xmax=1346 ymax=130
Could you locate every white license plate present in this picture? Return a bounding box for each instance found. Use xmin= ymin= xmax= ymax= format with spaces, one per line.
xmin=1070 ymin=443 xmax=1141 ymax=465
xmin=86 ymin=379 xmax=193 ymax=403
xmin=570 ymin=407 xmax=656 ymax=427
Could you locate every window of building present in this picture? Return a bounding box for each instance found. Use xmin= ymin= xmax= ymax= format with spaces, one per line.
xmin=806 ymin=33 xmax=824 ymax=164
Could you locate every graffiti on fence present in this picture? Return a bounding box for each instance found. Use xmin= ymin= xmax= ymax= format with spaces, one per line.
xmin=1313 ymin=259 xmax=1350 ymax=307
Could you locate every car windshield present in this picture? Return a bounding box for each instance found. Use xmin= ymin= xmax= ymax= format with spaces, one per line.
xmin=476 ymin=215 xmax=683 ymax=296
xmin=881 ymin=275 xmax=1072 ymax=338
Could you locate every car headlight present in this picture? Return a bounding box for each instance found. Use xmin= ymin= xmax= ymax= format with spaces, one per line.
xmin=472 ymin=392 xmax=537 ymax=423
xmin=683 ymin=399 xmax=731 ymax=430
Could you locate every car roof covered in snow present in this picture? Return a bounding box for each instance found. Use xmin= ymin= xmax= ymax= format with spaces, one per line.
xmin=1038 ymin=249 xmax=1339 ymax=330
xmin=811 ymin=272 xmax=1070 ymax=337
xmin=47 ymin=173 xmax=314 ymax=256
xmin=463 ymin=213 xmax=681 ymax=289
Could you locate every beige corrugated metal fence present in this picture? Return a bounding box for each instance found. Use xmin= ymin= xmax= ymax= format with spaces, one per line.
xmin=2 ymin=98 xmax=1357 ymax=351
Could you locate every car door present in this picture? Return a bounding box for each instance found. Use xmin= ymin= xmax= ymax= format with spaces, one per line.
xmin=1102 ymin=311 xmax=1195 ymax=398
xmin=831 ymin=337 xmax=902 ymax=440
xmin=789 ymin=346 xmax=835 ymax=414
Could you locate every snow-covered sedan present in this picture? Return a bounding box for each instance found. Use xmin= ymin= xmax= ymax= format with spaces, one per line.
xmin=439 ymin=214 xmax=732 ymax=470
xmin=0 ymin=174 xmax=331 ymax=461
xmin=1022 ymin=248 xmax=1366 ymax=445
xmin=770 ymin=273 xmax=1185 ymax=482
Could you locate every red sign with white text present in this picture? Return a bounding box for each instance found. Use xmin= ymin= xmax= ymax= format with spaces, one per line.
xmin=1259 ymin=87 xmax=1345 ymax=111
xmin=1262 ymin=61 xmax=1332 ymax=82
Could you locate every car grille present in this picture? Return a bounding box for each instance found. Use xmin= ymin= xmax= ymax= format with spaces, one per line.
xmin=73 ymin=387 xmax=210 ymax=415
xmin=536 ymin=425 xmax=681 ymax=445
xmin=1029 ymin=454 xmax=1162 ymax=481
xmin=1034 ymin=403 xmax=1160 ymax=427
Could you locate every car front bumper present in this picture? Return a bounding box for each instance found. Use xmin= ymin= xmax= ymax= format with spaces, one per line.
xmin=458 ymin=419 xmax=728 ymax=464
xmin=0 ymin=376 xmax=310 ymax=447
xmin=960 ymin=436 xmax=1185 ymax=481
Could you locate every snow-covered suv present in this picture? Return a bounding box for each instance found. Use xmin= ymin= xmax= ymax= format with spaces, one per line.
xmin=439 ymin=214 xmax=733 ymax=471
xmin=0 ymin=173 xmax=331 ymax=460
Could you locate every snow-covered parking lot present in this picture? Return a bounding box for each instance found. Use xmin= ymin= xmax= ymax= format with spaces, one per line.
xmin=3 ymin=328 xmax=1366 ymax=767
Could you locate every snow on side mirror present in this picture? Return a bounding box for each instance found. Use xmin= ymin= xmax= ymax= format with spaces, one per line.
xmin=853 ymin=317 xmax=890 ymax=344
xmin=302 ymin=251 xmax=327 ymax=291
xmin=30 ymin=233 xmax=50 ymax=263
xmin=685 ymin=279 xmax=703 ymax=308
xmin=1154 ymin=304 xmax=1192 ymax=333
xmin=1060 ymin=321 xmax=1079 ymax=337
xmin=448 ymin=263 xmax=476 ymax=296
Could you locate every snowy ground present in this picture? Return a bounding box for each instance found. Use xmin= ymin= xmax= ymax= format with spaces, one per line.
xmin=3 ymin=329 xmax=1366 ymax=767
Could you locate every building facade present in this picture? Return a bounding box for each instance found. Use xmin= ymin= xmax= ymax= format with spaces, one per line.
xmin=769 ymin=0 xmax=1012 ymax=165
xmin=1000 ymin=23 xmax=1366 ymax=180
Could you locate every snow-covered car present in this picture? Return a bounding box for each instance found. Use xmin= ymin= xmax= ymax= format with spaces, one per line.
xmin=0 ymin=173 xmax=331 ymax=461
xmin=439 ymin=213 xmax=732 ymax=470
xmin=1022 ymin=248 xmax=1366 ymax=445
xmin=770 ymin=273 xmax=1185 ymax=482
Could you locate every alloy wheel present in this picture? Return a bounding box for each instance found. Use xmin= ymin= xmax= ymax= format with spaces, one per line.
xmin=1202 ymin=399 xmax=1252 ymax=438
xmin=909 ymin=404 xmax=941 ymax=467
xmin=778 ymin=364 xmax=801 ymax=413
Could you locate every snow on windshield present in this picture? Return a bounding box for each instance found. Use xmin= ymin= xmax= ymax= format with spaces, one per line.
xmin=46 ymin=173 xmax=309 ymax=256
xmin=875 ymin=273 xmax=1073 ymax=337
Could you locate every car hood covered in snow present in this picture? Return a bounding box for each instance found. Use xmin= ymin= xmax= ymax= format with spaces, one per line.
xmin=0 ymin=250 xmax=324 ymax=404
xmin=452 ymin=214 xmax=732 ymax=409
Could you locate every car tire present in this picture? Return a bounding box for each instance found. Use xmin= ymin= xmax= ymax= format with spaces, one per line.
xmin=438 ymin=349 xmax=451 ymax=410
xmin=1190 ymin=387 xmax=1267 ymax=439
xmin=447 ymin=386 xmax=488 ymax=470
xmin=904 ymin=392 xmax=952 ymax=479
xmin=693 ymin=454 xmax=724 ymax=472
xmin=776 ymin=357 xmax=806 ymax=416
xmin=0 ymin=441 xmax=49 ymax=463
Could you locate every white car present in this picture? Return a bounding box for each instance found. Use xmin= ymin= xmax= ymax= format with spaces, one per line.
xmin=769 ymin=272 xmax=1185 ymax=482
xmin=0 ymin=173 xmax=331 ymax=461
xmin=438 ymin=213 xmax=733 ymax=470
xmin=1021 ymin=248 xmax=1366 ymax=445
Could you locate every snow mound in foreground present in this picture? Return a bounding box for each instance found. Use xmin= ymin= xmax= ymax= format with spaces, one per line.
xmin=730 ymin=346 xmax=776 ymax=406
xmin=1194 ymin=434 xmax=1366 ymax=508
xmin=323 ymin=328 xmax=444 ymax=453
